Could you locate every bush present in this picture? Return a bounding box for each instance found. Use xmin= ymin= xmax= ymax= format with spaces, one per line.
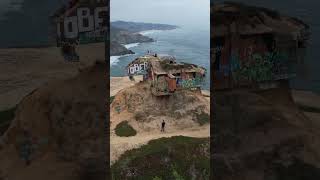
xmin=110 ymin=96 xmax=115 ymax=104
xmin=115 ymin=121 xmax=137 ymax=137
xmin=194 ymin=112 xmax=210 ymax=126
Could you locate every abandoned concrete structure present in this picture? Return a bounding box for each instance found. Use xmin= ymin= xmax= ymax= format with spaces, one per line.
xmin=211 ymin=2 xmax=309 ymax=90
xmin=127 ymin=54 xmax=206 ymax=96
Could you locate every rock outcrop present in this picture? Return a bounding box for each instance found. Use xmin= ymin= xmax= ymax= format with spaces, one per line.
xmin=110 ymin=41 xmax=134 ymax=56
xmin=111 ymin=81 xmax=209 ymax=132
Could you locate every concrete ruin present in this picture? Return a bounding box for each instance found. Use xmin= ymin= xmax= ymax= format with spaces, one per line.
xmin=211 ymin=2 xmax=310 ymax=90
xmin=126 ymin=54 xmax=206 ymax=96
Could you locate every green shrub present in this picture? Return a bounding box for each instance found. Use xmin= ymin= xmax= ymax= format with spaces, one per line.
xmin=110 ymin=96 xmax=115 ymax=104
xmin=115 ymin=121 xmax=137 ymax=137
xmin=172 ymin=168 xmax=184 ymax=180
xmin=194 ymin=112 xmax=210 ymax=126
xmin=111 ymin=136 xmax=210 ymax=179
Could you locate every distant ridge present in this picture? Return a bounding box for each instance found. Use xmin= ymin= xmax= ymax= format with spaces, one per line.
xmin=111 ymin=20 xmax=179 ymax=33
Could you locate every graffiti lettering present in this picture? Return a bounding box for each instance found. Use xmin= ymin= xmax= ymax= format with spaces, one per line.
xmin=58 ymin=7 xmax=107 ymax=39
xmin=128 ymin=62 xmax=148 ymax=75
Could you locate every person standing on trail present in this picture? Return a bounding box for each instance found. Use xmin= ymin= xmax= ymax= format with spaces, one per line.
xmin=161 ymin=120 xmax=166 ymax=132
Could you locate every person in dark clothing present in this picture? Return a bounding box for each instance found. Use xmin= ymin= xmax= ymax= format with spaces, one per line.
xmin=161 ymin=120 xmax=166 ymax=132
xmin=20 ymin=130 xmax=33 ymax=166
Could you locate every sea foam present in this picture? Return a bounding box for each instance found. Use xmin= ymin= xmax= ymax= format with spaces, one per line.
xmin=139 ymin=30 xmax=164 ymax=35
xmin=124 ymin=43 xmax=140 ymax=49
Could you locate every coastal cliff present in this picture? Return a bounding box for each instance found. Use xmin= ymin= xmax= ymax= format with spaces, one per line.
xmin=110 ymin=21 xmax=178 ymax=56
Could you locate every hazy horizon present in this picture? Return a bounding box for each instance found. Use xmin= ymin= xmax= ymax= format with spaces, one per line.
xmin=110 ymin=0 xmax=210 ymax=30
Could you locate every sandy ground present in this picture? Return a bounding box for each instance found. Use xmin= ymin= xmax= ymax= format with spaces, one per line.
xmin=110 ymin=75 xmax=143 ymax=96
xmin=0 ymin=43 xmax=105 ymax=110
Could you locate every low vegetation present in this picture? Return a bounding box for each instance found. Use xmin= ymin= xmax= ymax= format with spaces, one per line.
xmin=111 ymin=136 xmax=210 ymax=179
xmin=194 ymin=112 xmax=210 ymax=126
xmin=115 ymin=121 xmax=137 ymax=137
xmin=110 ymin=96 xmax=115 ymax=104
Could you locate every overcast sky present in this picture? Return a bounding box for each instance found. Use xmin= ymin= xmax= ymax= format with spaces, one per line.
xmin=110 ymin=0 xmax=210 ymax=29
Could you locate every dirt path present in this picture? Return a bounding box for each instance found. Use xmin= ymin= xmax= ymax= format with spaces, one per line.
xmin=110 ymin=124 xmax=210 ymax=164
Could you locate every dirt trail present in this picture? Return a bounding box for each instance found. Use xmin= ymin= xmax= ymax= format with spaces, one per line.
xmin=110 ymin=124 xmax=209 ymax=164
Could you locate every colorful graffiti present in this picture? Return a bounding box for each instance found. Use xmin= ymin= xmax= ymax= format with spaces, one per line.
xmin=156 ymin=76 xmax=169 ymax=92
xmin=213 ymin=39 xmax=293 ymax=87
xmin=233 ymin=51 xmax=290 ymax=82
xmin=180 ymin=76 xmax=204 ymax=89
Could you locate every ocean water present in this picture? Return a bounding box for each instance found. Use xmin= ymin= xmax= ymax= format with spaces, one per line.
xmin=110 ymin=27 xmax=210 ymax=90
xmin=214 ymin=0 xmax=320 ymax=94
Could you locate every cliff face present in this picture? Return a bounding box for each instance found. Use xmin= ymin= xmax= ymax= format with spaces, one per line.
xmin=110 ymin=41 xmax=134 ymax=56
xmin=110 ymin=26 xmax=153 ymax=56
xmin=110 ymin=26 xmax=154 ymax=44
xmin=110 ymin=21 xmax=178 ymax=56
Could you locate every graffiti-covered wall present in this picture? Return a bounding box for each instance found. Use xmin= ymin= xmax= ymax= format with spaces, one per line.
xmin=213 ymin=33 xmax=296 ymax=89
xmin=152 ymin=72 xmax=205 ymax=95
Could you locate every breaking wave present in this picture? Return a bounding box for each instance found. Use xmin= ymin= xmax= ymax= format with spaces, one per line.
xmin=139 ymin=30 xmax=164 ymax=35
xmin=124 ymin=43 xmax=140 ymax=49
